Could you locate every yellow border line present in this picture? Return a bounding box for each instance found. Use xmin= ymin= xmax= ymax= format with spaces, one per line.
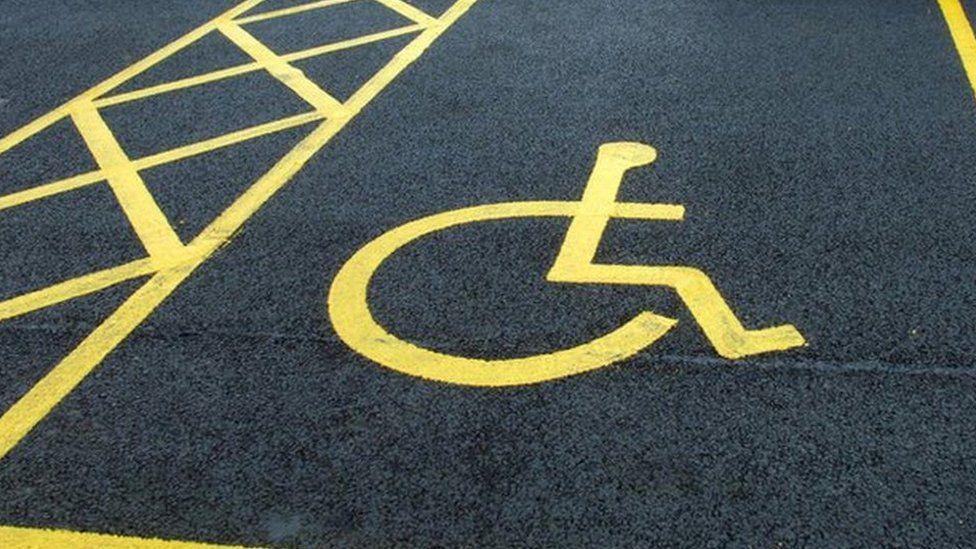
xmin=938 ymin=0 xmax=976 ymax=99
xmin=0 ymin=525 xmax=255 ymax=548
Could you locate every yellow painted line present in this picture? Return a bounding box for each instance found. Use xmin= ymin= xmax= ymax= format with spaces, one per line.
xmin=94 ymin=25 xmax=423 ymax=109
xmin=0 ymin=0 xmax=481 ymax=462
xmin=374 ymin=0 xmax=436 ymax=25
xmin=938 ymin=0 xmax=976 ymax=100
xmin=0 ymin=171 xmax=104 ymax=211
xmin=235 ymin=0 xmax=360 ymax=24
xmin=217 ymin=21 xmax=346 ymax=117
xmin=133 ymin=111 xmax=324 ymax=169
xmin=281 ymin=24 xmax=425 ymax=62
xmin=94 ymin=63 xmax=262 ymax=108
xmin=70 ymin=103 xmax=185 ymax=262
xmin=0 ymin=259 xmax=157 ymax=322
xmin=0 ymin=525 xmax=255 ymax=548
xmin=613 ymin=202 xmax=685 ymax=220
xmin=0 ymin=111 xmax=67 ymax=157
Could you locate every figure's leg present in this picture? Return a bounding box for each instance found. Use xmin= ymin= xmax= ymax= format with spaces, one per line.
xmin=641 ymin=266 xmax=805 ymax=358
xmin=555 ymin=263 xmax=804 ymax=358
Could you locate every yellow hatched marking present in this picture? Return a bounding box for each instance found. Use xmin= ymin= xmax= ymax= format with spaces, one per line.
xmin=0 ymin=525 xmax=254 ymax=548
xmin=0 ymin=0 xmax=482 ymax=462
xmin=235 ymin=0 xmax=360 ymax=24
xmin=374 ymin=0 xmax=436 ymax=25
xmin=0 ymin=0 xmax=264 ymax=157
xmin=217 ymin=21 xmax=346 ymax=117
xmin=94 ymin=25 xmax=423 ymax=109
xmin=0 ymin=112 xmax=322 ymax=212
xmin=70 ymin=103 xmax=185 ymax=262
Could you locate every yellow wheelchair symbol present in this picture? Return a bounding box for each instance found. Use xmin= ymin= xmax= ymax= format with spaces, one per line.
xmin=328 ymin=142 xmax=805 ymax=386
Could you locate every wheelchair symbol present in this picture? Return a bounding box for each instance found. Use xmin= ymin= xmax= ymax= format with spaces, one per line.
xmin=328 ymin=142 xmax=805 ymax=386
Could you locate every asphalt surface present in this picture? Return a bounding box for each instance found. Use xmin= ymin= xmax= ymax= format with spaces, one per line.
xmin=2 ymin=0 xmax=976 ymax=546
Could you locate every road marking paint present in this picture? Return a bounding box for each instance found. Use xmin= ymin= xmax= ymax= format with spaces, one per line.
xmin=70 ymin=102 xmax=186 ymax=262
xmin=548 ymin=143 xmax=805 ymax=360
xmin=217 ymin=21 xmax=346 ymax=118
xmin=0 ymin=525 xmax=254 ymax=548
xmin=938 ymin=0 xmax=976 ymax=99
xmin=329 ymin=199 xmax=678 ymax=386
xmin=93 ymin=25 xmax=424 ymax=109
xmin=0 ymin=0 xmax=482 ymax=462
xmin=94 ymin=64 xmax=265 ymax=109
xmin=134 ymin=111 xmax=323 ymax=169
xmin=374 ymin=0 xmax=438 ymax=25
xmin=235 ymin=0 xmax=361 ymax=25
xmin=0 ymin=171 xmax=104 ymax=211
xmin=279 ymin=24 xmax=425 ymax=62
xmin=329 ymin=143 xmax=805 ymax=386
xmin=0 ymin=259 xmax=157 ymax=322
xmin=0 ymin=112 xmax=323 ymax=212
xmin=0 ymin=0 xmax=264 ymax=158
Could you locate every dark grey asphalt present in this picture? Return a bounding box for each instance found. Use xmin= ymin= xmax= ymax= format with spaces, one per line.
xmin=3 ymin=0 xmax=976 ymax=546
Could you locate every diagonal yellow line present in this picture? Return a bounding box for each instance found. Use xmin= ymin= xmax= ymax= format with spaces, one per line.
xmin=134 ymin=111 xmax=324 ymax=169
xmin=0 ymin=111 xmax=67 ymax=158
xmin=282 ymin=23 xmax=425 ymax=61
xmin=94 ymin=63 xmax=262 ymax=108
xmin=0 ymin=259 xmax=158 ymax=322
xmin=70 ymin=102 xmax=185 ymax=262
xmin=235 ymin=0 xmax=359 ymax=24
xmin=0 ymin=523 xmax=254 ymax=548
xmin=0 ymin=171 xmax=104 ymax=212
xmin=938 ymin=0 xmax=976 ymax=100
xmin=374 ymin=0 xmax=436 ymax=25
xmin=217 ymin=21 xmax=346 ymax=117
